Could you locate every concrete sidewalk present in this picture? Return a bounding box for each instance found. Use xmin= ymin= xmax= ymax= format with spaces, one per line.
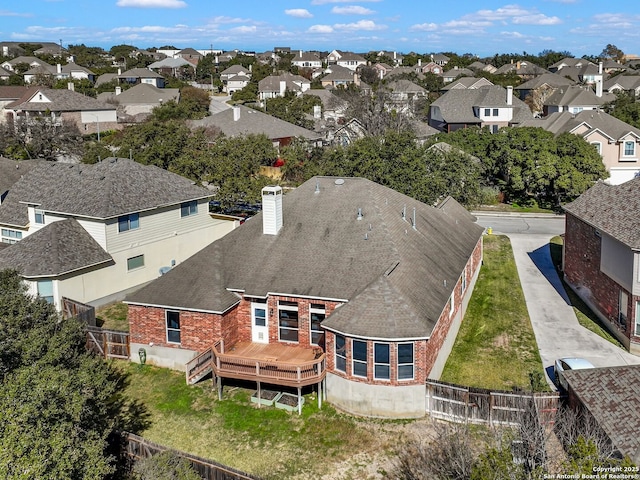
xmin=507 ymin=234 xmax=640 ymax=384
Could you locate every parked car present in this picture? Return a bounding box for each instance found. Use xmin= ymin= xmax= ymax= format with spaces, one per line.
xmin=554 ymin=357 xmax=594 ymax=391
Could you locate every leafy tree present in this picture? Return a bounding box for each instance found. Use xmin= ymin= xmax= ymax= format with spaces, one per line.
xmin=0 ymin=269 xmax=148 ymax=479
xmin=260 ymin=91 xmax=321 ymax=129
xmin=600 ymin=44 xmax=625 ymax=62
xmin=18 ymin=43 xmax=42 ymax=56
xmin=110 ymin=44 xmax=137 ymax=67
xmin=604 ymin=92 xmax=640 ymax=129
xmin=133 ymin=451 xmax=201 ymax=480
xmin=0 ymin=117 xmax=84 ymax=161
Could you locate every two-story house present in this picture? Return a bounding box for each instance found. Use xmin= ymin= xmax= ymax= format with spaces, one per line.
xmin=563 ymin=178 xmax=640 ymax=355
xmin=219 ymin=65 xmax=251 ymax=94
xmin=0 ymin=158 xmax=238 ymax=309
xmin=125 ymin=177 xmax=484 ymax=418
xmin=291 ymin=50 xmax=323 ymax=69
xmin=429 ymin=85 xmax=533 ymax=133
xmin=521 ymin=110 xmax=640 ymax=184
xmin=326 ymin=50 xmax=367 ymax=71
xmin=258 ymin=73 xmax=310 ymax=100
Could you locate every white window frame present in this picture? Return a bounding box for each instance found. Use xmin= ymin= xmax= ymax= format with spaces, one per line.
xmin=635 ymin=301 xmax=640 ymax=337
xmin=449 ymin=293 xmax=455 ymax=317
xmin=278 ymin=300 xmax=299 ymax=343
xmin=37 ymin=280 xmax=54 ymax=304
xmin=118 ymin=213 xmax=139 ymax=232
xmin=166 ymin=310 xmax=181 ymax=344
xmin=623 ymin=140 xmax=636 ymax=158
xmin=619 ymin=290 xmax=629 ymax=327
xmin=34 ymin=209 xmax=45 ymax=225
xmin=591 ymin=141 xmax=602 ymax=156
xmin=1 ymin=228 xmax=22 ymax=244
xmin=460 ymin=266 xmax=467 ymax=294
xmin=352 ymin=339 xmax=368 ymax=378
xmin=180 ymin=200 xmax=198 ymax=217
xmin=373 ymin=342 xmax=390 ymax=381
xmin=397 ymin=343 xmax=415 ymax=381
xmin=309 ymin=303 xmax=325 ymax=346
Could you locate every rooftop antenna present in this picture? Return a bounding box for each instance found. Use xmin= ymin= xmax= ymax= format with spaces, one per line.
xmin=357 ymin=208 xmax=363 ymax=220
xmin=412 ymin=207 xmax=417 ymax=230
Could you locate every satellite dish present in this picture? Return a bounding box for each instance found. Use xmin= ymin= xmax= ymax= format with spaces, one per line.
xmin=334 ymin=178 xmax=345 ymax=185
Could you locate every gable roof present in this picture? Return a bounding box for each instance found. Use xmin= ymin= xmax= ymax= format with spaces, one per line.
xmin=0 ymin=158 xmax=210 ymax=226
xmin=107 ymin=83 xmax=180 ymax=105
xmin=0 ymin=218 xmax=112 ymax=278
xmin=6 ymin=87 xmax=115 ymax=112
xmin=431 ymin=85 xmax=533 ymax=125
xmin=0 ymin=85 xmax=29 ymax=100
xmin=514 ymin=73 xmax=575 ymax=91
xmin=0 ymin=66 xmax=11 ymax=77
xmin=148 ymin=57 xmax=194 ymax=69
xmin=127 ymin=176 xmax=484 ymax=339
xmin=118 ymin=68 xmax=163 ymax=79
xmin=563 ymin=365 xmax=640 ymax=463
xmin=441 ymin=77 xmax=493 ymax=91
xmin=220 ymin=65 xmax=250 ymax=76
xmin=544 ymin=85 xmax=613 ymax=108
xmin=189 ymin=105 xmax=320 ymax=141
xmin=604 ymin=74 xmax=640 ymax=92
xmin=563 ymin=177 xmax=640 ymax=249
xmin=322 ymin=65 xmax=355 ymax=81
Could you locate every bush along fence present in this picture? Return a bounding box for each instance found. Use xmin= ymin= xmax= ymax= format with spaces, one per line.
xmin=124 ymin=432 xmax=262 ymax=480
xmin=426 ymin=379 xmax=559 ymax=428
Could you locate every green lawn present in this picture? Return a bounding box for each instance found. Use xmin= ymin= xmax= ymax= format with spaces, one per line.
xmin=119 ymin=363 xmax=404 ymax=479
xmin=440 ymin=235 xmax=546 ymax=391
xmin=96 ymin=302 xmax=129 ymax=331
xmin=548 ymin=237 xmax=623 ymax=348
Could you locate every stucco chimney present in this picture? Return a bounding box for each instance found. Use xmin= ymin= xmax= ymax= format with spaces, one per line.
xmin=67 ymin=82 xmax=74 ymax=91
xmin=353 ymin=72 xmax=360 ymax=87
xmin=299 ymin=50 xmax=302 ymax=58
xmin=262 ymin=186 xmax=283 ymax=235
xmin=57 ymin=63 xmax=62 ymax=74
xmin=599 ymin=61 xmax=603 ymax=75
xmin=115 ymin=86 xmax=122 ymax=95
xmin=313 ymin=105 xmax=322 ymax=119
xmin=506 ymin=86 xmax=513 ymax=106
xmin=418 ymin=58 xmax=422 ymax=67
xmin=232 ymin=105 xmax=240 ymax=121
xmin=279 ymin=80 xmax=286 ymax=96
xmin=117 ymin=67 xmax=122 ymax=75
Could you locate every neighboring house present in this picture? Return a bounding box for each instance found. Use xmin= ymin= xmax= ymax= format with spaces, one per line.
xmin=521 ymin=110 xmax=640 ymax=184
xmin=441 ymin=77 xmax=494 ymax=91
xmin=0 ymin=158 xmax=238 ymax=309
xmin=95 ymin=73 xmax=118 ymax=88
xmin=515 ymin=73 xmax=575 ymax=114
xmin=321 ymin=65 xmax=360 ymax=89
xmin=176 ymin=48 xmax=203 ymax=65
xmin=258 ymin=73 xmax=310 ymax=101
xmin=99 ymin=83 xmax=180 ymax=121
xmin=4 ymin=86 xmax=119 ymax=137
xmin=326 ymin=50 xmax=367 ymax=71
xmin=291 ymin=50 xmax=322 ymax=69
xmin=23 ymin=62 xmax=96 ymax=84
xmin=303 ymin=88 xmax=347 ymax=121
xmin=604 ymin=74 xmax=640 ymax=96
xmin=0 ymin=66 xmax=13 ymax=82
xmin=118 ymin=68 xmax=165 ymax=88
xmin=385 ymin=79 xmax=427 ymax=113
xmin=419 ymin=61 xmax=444 ymax=75
xmin=125 ymin=176 xmax=485 ymax=418
xmin=467 ymin=61 xmax=497 ymax=74
xmin=542 ymin=85 xmax=613 ymax=116
xmin=563 ymin=178 xmax=640 ymax=355
xmin=430 ymin=54 xmax=450 ymax=66
xmin=0 ymin=86 xmax=29 ymax=123
xmin=189 ymin=104 xmax=322 ymax=148
xmin=372 ymin=62 xmax=393 ymax=80
xmin=148 ymin=57 xmax=195 ymax=78
xmin=376 ymin=50 xmax=403 ymax=66
xmin=429 ymin=85 xmax=533 ymax=133
xmin=563 ymin=365 xmax=640 ymax=464
xmin=548 ymin=57 xmax=595 ymax=73
xmin=440 ymin=67 xmax=474 ymax=84
xmin=219 ymin=65 xmax=251 ymax=93
xmin=0 ymin=157 xmax=46 ymax=206
xmin=1 ymin=56 xmax=51 ymax=72
xmin=495 ymin=60 xmax=548 ymax=79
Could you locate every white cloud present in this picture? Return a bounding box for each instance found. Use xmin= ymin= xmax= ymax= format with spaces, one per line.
xmin=334 ymin=19 xmax=386 ymax=31
xmin=512 ymin=14 xmax=561 ymax=25
xmin=311 ymin=0 xmax=380 ymax=4
xmin=207 ymin=16 xmax=251 ymax=25
xmin=231 ymin=25 xmax=257 ymax=33
xmin=308 ymin=24 xmax=334 ymax=33
xmin=116 ymin=0 xmax=187 ymax=8
xmin=592 ymin=13 xmax=638 ymax=29
xmin=285 ymin=9 xmax=313 ymax=19
xmin=0 ymin=10 xmax=32 ymax=17
xmin=331 ymin=6 xmax=375 ymax=15
xmin=409 ymin=22 xmax=438 ymax=32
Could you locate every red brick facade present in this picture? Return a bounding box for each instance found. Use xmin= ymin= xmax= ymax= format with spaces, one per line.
xmin=564 ymin=213 xmax=639 ymax=345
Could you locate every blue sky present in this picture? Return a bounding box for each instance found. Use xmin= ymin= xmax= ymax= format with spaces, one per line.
xmin=2 ymin=0 xmax=639 ymax=58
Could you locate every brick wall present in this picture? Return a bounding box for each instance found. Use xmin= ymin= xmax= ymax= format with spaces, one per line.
xmin=564 ymin=214 xmax=635 ymax=342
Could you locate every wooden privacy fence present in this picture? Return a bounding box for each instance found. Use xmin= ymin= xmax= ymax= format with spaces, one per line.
xmin=124 ymin=432 xmax=261 ymax=480
xmin=62 ymin=297 xmax=96 ymax=326
xmin=86 ymin=326 xmax=130 ymax=360
xmin=426 ymin=380 xmax=559 ymax=427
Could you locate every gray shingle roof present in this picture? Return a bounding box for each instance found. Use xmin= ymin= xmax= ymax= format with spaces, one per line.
xmin=544 ymin=85 xmax=613 ymax=108
xmin=189 ymin=105 xmax=320 ymax=141
xmin=7 ymin=87 xmax=114 ymax=112
xmin=520 ymin=110 xmax=640 ymax=141
xmin=0 ymin=157 xmax=47 ymax=198
xmin=119 ymin=68 xmax=163 ymax=79
xmin=0 ymin=218 xmax=112 ymax=277
xmin=563 ymin=365 xmax=640 ymax=463
xmin=431 ymin=85 xmax=533 ymax=125
xmin=109 ymin=83 xmax=179 ymax=104
xmin=563 ymin=177 xmax=640 ymax=249
xmin=127 ymin=176 xmax=484 ymax=339
xmin=514 ymin=73 xmax=575 ymax=91
xmin=0 ymin=158 xmax=211 ymax=226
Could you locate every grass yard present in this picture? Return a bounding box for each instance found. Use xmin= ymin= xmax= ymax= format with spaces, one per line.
xmin=548 ymin=237 xmax=623 ymax=348
xmin=118 ymin=362 xmax=419 ymax=480
xmin=96 ymin=302 xmax=129 ymax=331
xmin=440 ymin=235 xmax=546 ymax=391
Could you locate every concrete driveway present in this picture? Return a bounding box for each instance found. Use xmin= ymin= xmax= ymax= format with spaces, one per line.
xmin=506 ymin=233 xmax=640 ymax=386
xmin=209 ymin=94 xmax=231 ymax=114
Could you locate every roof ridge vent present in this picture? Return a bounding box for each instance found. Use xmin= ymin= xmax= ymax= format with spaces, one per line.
xmin=357 ymin=207 xmax=363 ymax=220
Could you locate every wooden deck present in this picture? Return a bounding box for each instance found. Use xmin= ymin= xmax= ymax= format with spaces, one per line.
xmin=211 ymin=341 xmax=326 ymax=388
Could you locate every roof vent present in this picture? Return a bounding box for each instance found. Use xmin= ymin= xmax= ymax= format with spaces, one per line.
xmin=315 ymin=180 xmax=320 ymax=194
xmin=357 ymin=208 xmax=363 ymax=220
xmin=334 ymin=178 xmax=344 ymax=185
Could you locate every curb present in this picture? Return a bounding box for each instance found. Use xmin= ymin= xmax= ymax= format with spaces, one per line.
xmin=471 ymin=211 xmax=565 ymax=219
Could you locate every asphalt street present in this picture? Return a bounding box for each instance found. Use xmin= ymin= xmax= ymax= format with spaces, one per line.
xmin=473 ymin=213 xmax=640 ymax=387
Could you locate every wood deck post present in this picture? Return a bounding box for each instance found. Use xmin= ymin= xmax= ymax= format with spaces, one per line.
xmin=257 ymin=381 xmax=261 ymax=408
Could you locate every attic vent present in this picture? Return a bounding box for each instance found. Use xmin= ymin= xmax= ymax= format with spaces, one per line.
xmin=334 ymin=178 xmax=345 ymax=185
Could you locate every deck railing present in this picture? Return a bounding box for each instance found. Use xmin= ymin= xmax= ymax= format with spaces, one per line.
xmin=211 ymin=342 xmax=326 ymax=388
